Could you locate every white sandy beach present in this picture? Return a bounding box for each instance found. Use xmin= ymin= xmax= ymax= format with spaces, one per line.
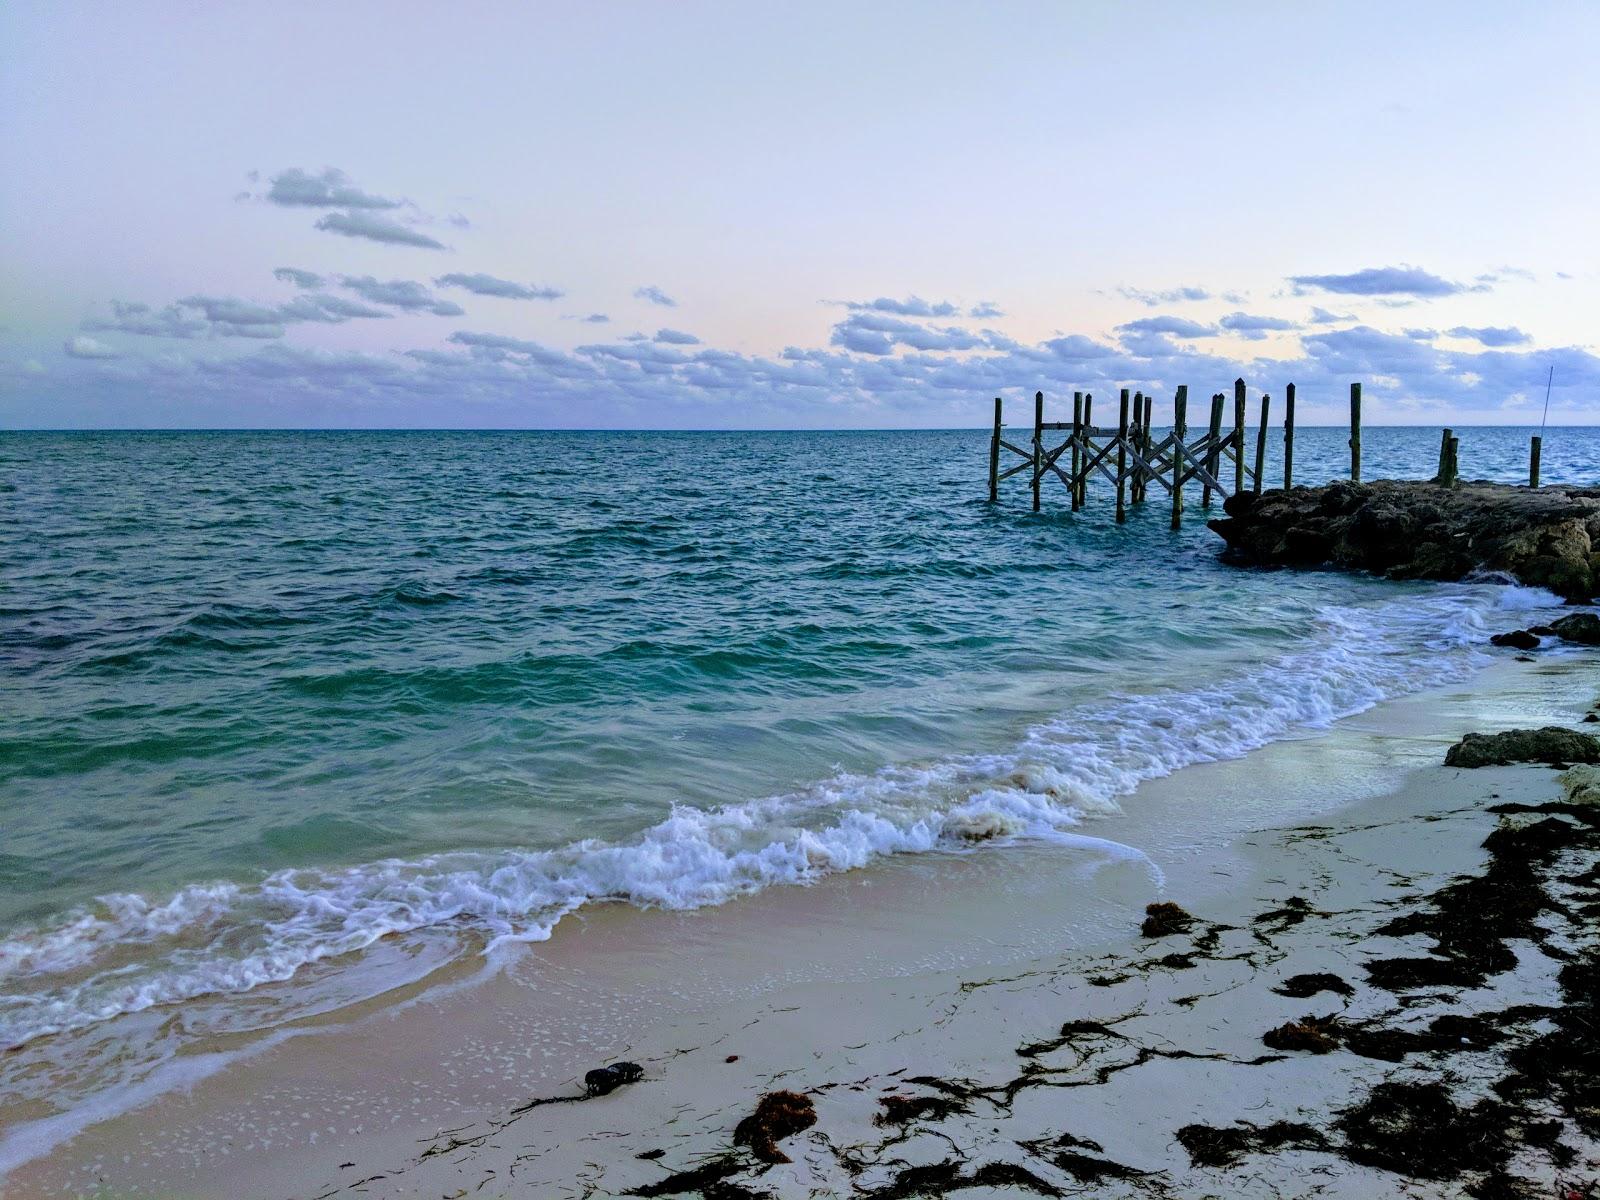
xmin=4 ymin=653 xmax=1598 ymax=1199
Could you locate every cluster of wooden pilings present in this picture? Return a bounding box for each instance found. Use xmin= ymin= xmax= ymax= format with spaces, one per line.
xmin=986 ymin=378 xmax=1358 ymax=528
xmin=989 ymin=382 xmax=1550 ymax=521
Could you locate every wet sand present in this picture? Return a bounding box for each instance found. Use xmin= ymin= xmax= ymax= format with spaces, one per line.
xmin=5 ymin=654 xmax=1598 ymax=1198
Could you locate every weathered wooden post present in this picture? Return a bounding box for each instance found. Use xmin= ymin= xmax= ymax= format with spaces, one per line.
xmin=1349 ymin=382 xmax=1362 ymax=482
xmin=1170 ymin=386 xmax=1188 ymax=531
xmin=1202 ymin=393 xmax=1223 ymax=508
xmin=1079 ymin=394 xmax=1094 ymax=506
xmin=1436 ymin=428 xmax=1453 ymax=484
xmin=988 ymin=396 xmax=1002 ymax=503
xmin=1530 ymin=436 xmax=1542 ymax=488
xmin=1070 ymin=392 xmax=1083 ymax=512
xmin=1140 ymin=392 xmax=1154 ymax=505
xmin=1283 ymin=382 xmax=1296 ymax=489
xmin=1254 ymin=393 xmax=1271 ymax=495
xmin=1446 ymin=435 xmax=1460 ymax=488
xmin=1031 ymin=390 xmax=1043 ymax=513
xmin=1116 ymin=389 xmax=1130 ymax=523
xmin=1232 ymin=378 xmax=1246 ymax=495
xmin=1130 ymin=391 xmax=1144 ymax=503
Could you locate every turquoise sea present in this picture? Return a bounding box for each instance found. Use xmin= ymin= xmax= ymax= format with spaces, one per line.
xmin=0 ymin=423 xmax=1590 ymax=1149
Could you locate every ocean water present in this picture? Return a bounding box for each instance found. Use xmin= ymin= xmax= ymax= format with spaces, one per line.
xmin=0 ymin=423 xmax=1590 ymax=1149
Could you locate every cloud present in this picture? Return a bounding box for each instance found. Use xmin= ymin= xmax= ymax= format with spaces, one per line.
xmin=1308 ymin=306 xmax=1355 ymax=324
xmin=314 ymin=211 xmax=446 ymax=249
xmin=435 ymin=273 xmax=563 ymax=300
xmin=968 ymin=301 xmax=1005 ymax=319
xmin=1288 ymin=265 xmax=1471 ymax=297
xmin=446 ymin=330 xmax=575 ymax=368
xmin=176 ymin=295 xmax=288 ymax=338
xmin=273 ymin=267 xmax=325 ymax=289
xmin=570 ymin=313 xmax=610 ymax=323
xmin=829 ymin=312 xmax=988 ymax=355
xmin=1118 ymin=286 xmax=1211 ymax=306
xmin=634 ymin=286 xmax=676 ymax=307
xmin=1446 ymin=325 xmax=1530 ymax=347
xmin=266 ymin=167 xmax=399 ymax=210
xmin=83 ymin=292 xmax=394 ymax=341
xmin=339 ymin=276 xmax=464 ymax=315
xmin=845 ymin=295 xmax=960 ymax=318
xmin=1219 ymin=312 xmax=1297 ymax=334
xmin=1118 ymin=315 xmax=1215 ymax=338
xmin=282 ymin=294 xmax=393 ymax=321
xmin=654 ymin=328 xmax=700 ymax=345
xmin=84 ymin=300 xmax=209 ymax=339
xmin=64 ymin=335 xmax=120 ymax=359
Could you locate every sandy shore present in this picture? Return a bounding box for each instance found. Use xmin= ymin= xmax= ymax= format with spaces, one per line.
xmin=5 ymin=654 xmax=1600 ymax=1198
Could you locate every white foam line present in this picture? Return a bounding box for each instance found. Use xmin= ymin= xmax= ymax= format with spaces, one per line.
xmin=0 ymin=582 xmax=1566 ymax=1057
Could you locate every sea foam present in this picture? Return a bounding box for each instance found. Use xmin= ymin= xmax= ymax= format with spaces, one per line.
xmin=0 ymin=582 xmax=1561 ymax=1051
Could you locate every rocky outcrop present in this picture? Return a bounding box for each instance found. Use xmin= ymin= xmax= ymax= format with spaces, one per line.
xmin=1549 ymin=612 xmax=1600 ymax=644
xmin=1443 ymin=727 xmax=1600 ymax=768
xmin=1209 ymin=481 xmax=1600 ymax=601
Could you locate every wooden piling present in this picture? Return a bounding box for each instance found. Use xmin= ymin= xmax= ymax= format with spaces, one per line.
xmin=1349 ymin=382 xmax=1362 ymax=482
xmin=1031 ymin=390 xmax=1043 ymax=513
xmin=988 ymin=397 xmax=1002 ymax=503
xmin=1130 ymin=391 xmax=1144 ymax=503
xmin=1446 ymin=435 xmax=1460 ymax=488
xmin=1283 ymin=383 xmax=1296 ymax=489
xmin=1253 ymin=393 xmax=1270 ymax=495
xmin=1070 ymin=392 xmax=1083 ymax=512
xmin=1116 ymin=389 xmax=1130 ymax=523
xmin=1530 ymin=436 xmax=1542 ymax=489
xmin=1140 ymin=392 xmax=1154 ymax=504
xmin=1202 ymin=394 xmax=1223 ymax=509
xmin=1080 ymin=394 xmax=1093 ymax=506
xmin=1436 ymin=428 xmax=1453 ymax=484
xmin=1233 ymin=379 xmax=1246 ymax=496
xmin=1170 ymin=386 xmax=1188 ymax=530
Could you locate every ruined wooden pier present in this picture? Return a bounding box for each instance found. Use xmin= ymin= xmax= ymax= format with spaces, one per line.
xmin=988 ymin=380 xmax=1547 ymax=524
xmin=987 ymin=378 xmax=1335 ymax=528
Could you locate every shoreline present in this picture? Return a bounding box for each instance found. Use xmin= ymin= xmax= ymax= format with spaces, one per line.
xmin=4 ymin=651 xmax=1597 ymax=1197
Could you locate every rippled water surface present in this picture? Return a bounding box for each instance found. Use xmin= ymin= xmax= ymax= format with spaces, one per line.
xmin=0 ymin=423 xmax=1592 ymax=1145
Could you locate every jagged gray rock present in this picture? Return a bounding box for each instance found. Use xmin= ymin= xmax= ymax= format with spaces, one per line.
xmin=1550 ymin=612 xmax=1600 ymax=644
xmin=1443 ymin=726 xmax=1600 ymax=768
xmin=1209 ymin=481 xmax=1600 ymax=601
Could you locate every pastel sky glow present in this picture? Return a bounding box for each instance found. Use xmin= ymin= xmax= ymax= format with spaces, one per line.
xmin=1 ymin=1 xmax=1597 ymax=428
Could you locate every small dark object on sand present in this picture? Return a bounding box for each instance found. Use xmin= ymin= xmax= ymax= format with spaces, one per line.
xmin=1444 ymin=726 xmax=1600 ymax=768
xmin=585 ymin=1061 xmax=644 ymax=1096
xmin=1490 ymin=629 xmax=1541 ymax=650
xmin=733 ymin=1090 xmax=816 ymax=1163
xmin=1273 ymin=972 xmax=1355 ymax=999
xmin=1140 ymin=901 xmax=1194 ymax=937
xmin=636 ymin=1148 xmax=665 ymax=1160
xmin=1263 ymin=1014 xmax=1341 ymax=1053
xmin=725 ymin=1054 xmax=739 ymax=1063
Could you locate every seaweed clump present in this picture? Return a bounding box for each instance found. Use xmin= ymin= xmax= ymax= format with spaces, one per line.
xmin=1273 ymin=971 xmax=1354 ymax=998
xmin=1262 ymin=1014 xmax=1341 ymax=1054
xmin=732 ymin=1090 xmax=817 ymax=1164
xmin=1365 ymin=817 xmax=1574 ymax=991
xmin=1174 ymin=1120 xmax=1327 ymax=1168
xmin=1140 ymin=902 xmax=1195 ymax=937
xmin=875 ymin=1093 xmax=964 ymax=1125
xmin=1335 ymin=1081 xmax=1514 ymax=1178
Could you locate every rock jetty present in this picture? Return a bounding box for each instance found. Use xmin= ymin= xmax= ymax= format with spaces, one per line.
xmin=1209 ymin=480 xmax=1600 ymax=601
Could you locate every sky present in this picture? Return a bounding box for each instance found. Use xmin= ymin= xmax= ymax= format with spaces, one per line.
xmin=1 ymin=1 xmax=1597 ymax=429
